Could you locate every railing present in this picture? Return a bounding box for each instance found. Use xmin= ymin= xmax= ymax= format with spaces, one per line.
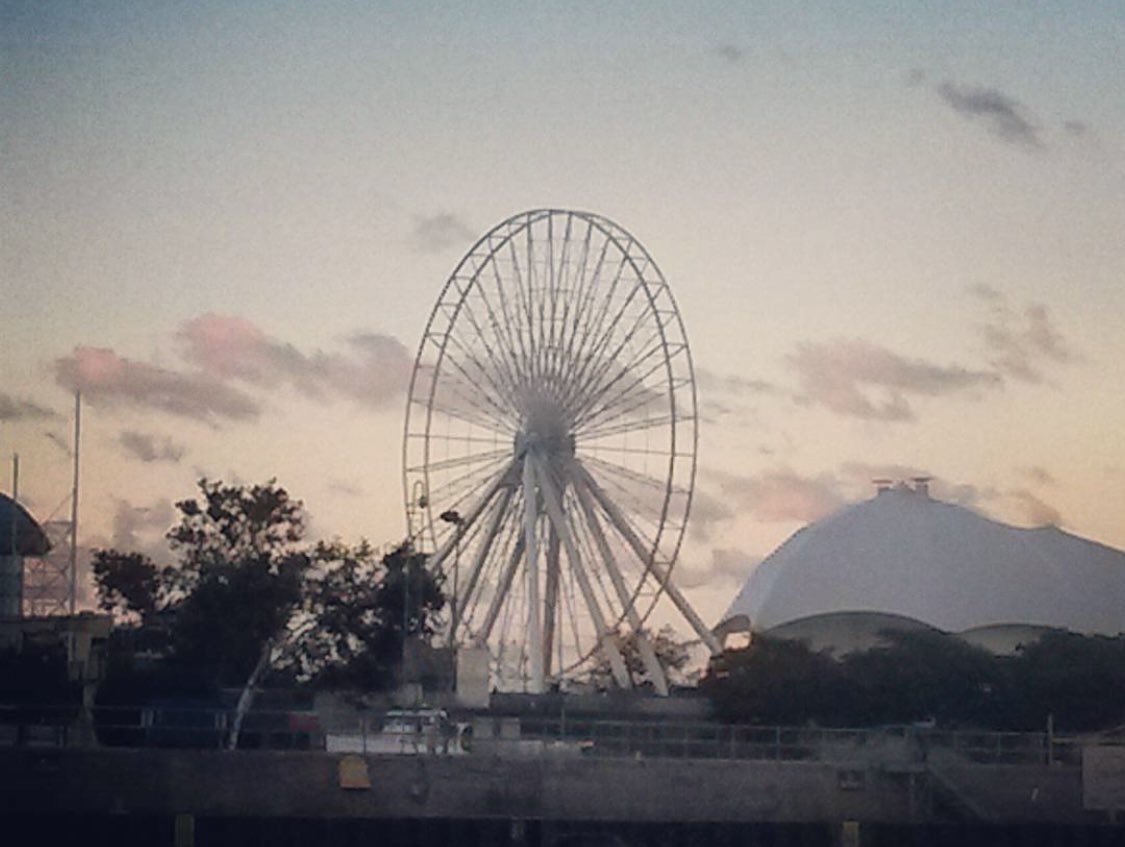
xmin=508 ymin=718 xmax=1088 ymax=766
xmin=0 ymin=704 xmax=323 ymax=751
xmin=0 ymin=703 xmax=1093 ymax=766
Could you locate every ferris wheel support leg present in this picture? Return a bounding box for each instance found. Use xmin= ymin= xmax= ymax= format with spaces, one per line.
xmin=477 ymin=534 xmax=526 ymax=645
xmin=523 ymin=455 xmax=545 ymax=693
xmin=570 ymin=469 xmax=669 ymax=695
xmin=542 ymin=523 xmax=561 ymax=680
xmin=456 ymin=484 xmax=516 ymax=632
xmin=534 ymin=457 xmax=631 ymax=690
xmin=576 ymin=464 xmax=722 ymax=656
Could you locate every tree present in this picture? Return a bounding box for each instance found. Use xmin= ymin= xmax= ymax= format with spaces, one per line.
xmin=164 ymin=479 xmax=310 ymax=686
xmin=590 ymin=625 xmax=693 ymax=690
xmin=836 ymin=630 xmax=1003 ymax=727
xmin=700 ymin=637 xmax=843 ymax=725
xmin=91 ymin=478 xmax=447 ymax=697
xmin=288 ymin=541 xmax=445 ymax=691
xmin=91 ymin=550 xmax=161 ymax=620
xmin=1007 ymin=631 xmax=1125 ymax=732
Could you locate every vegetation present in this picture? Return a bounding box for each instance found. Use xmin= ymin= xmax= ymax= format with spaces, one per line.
xmin=91 ymin=478 xmax=445 ymax=699
xmin=590 ymin=625 xmax=694 ymax=690
xmin=702 ymin=630 xmax=1125 ymax=733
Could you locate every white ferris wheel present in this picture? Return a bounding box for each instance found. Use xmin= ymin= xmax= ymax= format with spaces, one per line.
xmin=403 ymin=209 xmax=720 ymax=694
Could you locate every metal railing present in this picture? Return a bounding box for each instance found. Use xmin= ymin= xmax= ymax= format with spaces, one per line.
xmin=0 ymin=703 xmax=1094 ymax=766
xmin=0 ymin=704 xmax=323 ymax=750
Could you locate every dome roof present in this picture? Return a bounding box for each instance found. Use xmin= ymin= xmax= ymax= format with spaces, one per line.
xmin=0 ymin=494 xmax=51 ymax=557
xmin=723 ymin=485 xmax=1125 ymax=637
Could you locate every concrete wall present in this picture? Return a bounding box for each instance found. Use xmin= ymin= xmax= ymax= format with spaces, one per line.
xmin=0 ymin=748 xmax=910 ymax=824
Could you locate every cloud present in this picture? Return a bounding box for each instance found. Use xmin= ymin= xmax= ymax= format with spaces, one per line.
xmin=1017 ymin=466 xmax=1056 ymax=487
xmin=905 ymin=67 xmax=926 ymax=87
xmin=971 ymin=289 xmax=1074 ymax=383
xmin=179 ymin=314 xmax=412 ymax=408
xmin=695 ymin=367 xmax=778 ymax=427
xmin=695 ymin=367 xmax=777 ymax=396
xmin=706 ymin=467 xmax=845 ymax=523
xmin=0 ymin=393 xmax=59 ymax=422
xmin=838 ymin=461 xmax=930 ymax=491
xmin=410 ymin=212 xmax=476 ymax=253
xmin=788 ymin=338 xmax=1000 ymax=421
xmin=43 ymin=430 xmax=71 ymax=456
xmin=937 ymin=81 xmax=1043 ymax=148
xmin=715 ymin=43 xmax=744 ymax=63
xmin=54 ymin=346 xmax=260 ymax=423
xmin=677 ymin=547 xmax=758 ymax=589
xmin=118 ymin=430 xmax=186 ymax=464
xmin=99 ymin=497 xmax=176 ymax=564
xmin=327 ymin=479 xmax=363 ymax=498
xmin=1063 ymin=120 xmax=1088 ymax=137
xmin=688 ymin=487 xmax=735 ymax=541
xmin=1007 ymin=489 xmax=1062 ymax=527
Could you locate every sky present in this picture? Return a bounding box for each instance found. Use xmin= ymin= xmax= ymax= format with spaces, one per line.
xmin=2 ymin=2 xmax=1123 ymax=628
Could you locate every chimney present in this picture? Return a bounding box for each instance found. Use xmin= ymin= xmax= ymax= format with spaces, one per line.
xmin=911 ymin=476 xmax=931 ymax=497
xmin=873 ymin=479 xmax=893 ymax=495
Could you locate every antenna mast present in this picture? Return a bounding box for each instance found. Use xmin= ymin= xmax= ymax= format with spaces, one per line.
xmin=68 ymin=391 xmax=80 ymax=614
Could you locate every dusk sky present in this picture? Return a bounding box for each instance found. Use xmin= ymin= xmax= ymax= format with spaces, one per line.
xmin=3 ymin=2 xmax=1123 ymax=626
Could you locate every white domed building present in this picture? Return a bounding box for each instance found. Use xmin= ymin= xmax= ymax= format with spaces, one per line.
xmin=720 ymin=480 xmax=1125 ymax=654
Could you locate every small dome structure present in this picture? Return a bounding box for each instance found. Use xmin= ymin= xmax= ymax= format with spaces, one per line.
xmin=723 ymin=483 xmax=1125 ymax=639
xmin=1 ymin=493 xmax=51 ymax=619
xmin=0 ymin=494 xmax=51 ymax=557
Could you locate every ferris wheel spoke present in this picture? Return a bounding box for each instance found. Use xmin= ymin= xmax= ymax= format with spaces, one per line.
xmin=479 ymin=240 xmax=534 ymax=390
xmin=455 ymin=483 xmax=517 ymax=635
xmin=436 ymin=342 xmax=523 ymax=426
xmin=513 ymin=223 xmax=540 ymax=384
xmin=577 ymin=413 xmax=677 ymax=444
xmin=427 ymin=463 xmax=515 ymax=569
xmin=561 ymin=229 xmax=612 ymax=376
xmin=446 ymin=289 xmax=529 ymax=409
xmin=462 ymin=495 xmax=522 ymax=636
xmin=476 ymin=529 xmax=526 ymax=646
xmin=412 ymin=447 xmax=510 ymax=476
xmin=564 ymin=299 xmax=662 ymax=422
xmin=571 ymin=235 xmax=635 ymax=367
xmin=574 ymin=348 xmax=667 ymax=429
xmin=423 ymin=460 xmax=512 ymax=525
xmin=426 ymin=384 xmax=517 ymax=435
xmin=560 ymin=283 xmax=650 ymax=419
xmin=425 ymin=402 xmax=510 ymax=440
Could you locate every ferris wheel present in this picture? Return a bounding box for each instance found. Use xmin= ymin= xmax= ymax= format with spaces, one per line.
xmin=403 ymin=209 xmax=720 ymax=693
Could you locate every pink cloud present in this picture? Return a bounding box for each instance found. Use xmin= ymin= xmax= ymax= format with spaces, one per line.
xmin=708 ymin=467 xmax=846 ymax=523
xmin=54 ymin=347 xmax=259 ymax=423
xmin=179 ymin=314 xmax=412 ymax=408
xmin=789 ymin=338 xmax=999 ymax=421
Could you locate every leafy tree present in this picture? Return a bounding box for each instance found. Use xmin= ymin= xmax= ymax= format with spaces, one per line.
xmin=288 ymin=541 xmax=445 ymax=690
xmin=591 ymin=625 xmax=693 ymax=690
xmin=91 ymin=478 xmax=447 ymax=696
xmin=837 ymin=630 xmax=1003 ymax=727
xmin=1007 ymin=631 xmax=1125 ymax=732
xmin=91 ymin=550 xmax=164 ymax=620
xmin=163 ymin=479 xmax=310 ymax=686
xmin=700 ymin=637 xmax=843 ymax=725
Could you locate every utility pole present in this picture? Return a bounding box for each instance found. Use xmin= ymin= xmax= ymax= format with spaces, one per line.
xmin=68 ymin=391 xmax=81 ymax=615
